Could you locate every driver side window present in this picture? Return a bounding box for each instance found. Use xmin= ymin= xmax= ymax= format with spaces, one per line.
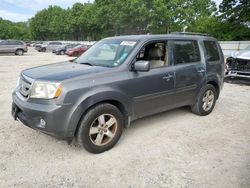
xmin=136 ymin=41 xmax=168 ymax=68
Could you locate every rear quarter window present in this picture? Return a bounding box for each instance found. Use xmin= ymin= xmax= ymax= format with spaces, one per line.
xmin=204 ymin=41 xmax=220 ymax=61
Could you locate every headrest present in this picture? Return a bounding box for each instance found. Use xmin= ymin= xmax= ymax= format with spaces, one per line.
xmin=149 ymin=47 xmax=163 ymax=58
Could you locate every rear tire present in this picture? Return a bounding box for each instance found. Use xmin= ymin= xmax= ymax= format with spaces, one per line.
xmin=76 ymin=103 xmax=124 ymax=154
xmin=15 ymin=49 xmax=24 ymax=56
xmin=41 ymin=48 xmax=46 ymax=52
xmin=191 ymin=84 xmax=217 ymax=116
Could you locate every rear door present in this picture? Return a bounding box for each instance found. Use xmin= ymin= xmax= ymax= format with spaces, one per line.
xmin=8 ymin=41 xmax=18 ymax=53
xmin=171 ymin=40 xmax=206 ymax=106
xmin=0 ymin=41 xmax=12 ymax=53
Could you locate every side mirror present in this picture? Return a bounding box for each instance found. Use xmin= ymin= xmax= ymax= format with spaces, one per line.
xmin=133 ymin=60 xmax=150 ymax=72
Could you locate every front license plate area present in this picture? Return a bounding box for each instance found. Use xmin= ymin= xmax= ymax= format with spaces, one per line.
xmin=11 ymin=103 xmax=19 ymax=120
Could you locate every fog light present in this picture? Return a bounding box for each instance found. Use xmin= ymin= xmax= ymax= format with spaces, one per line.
xmin=38 ymin=118 xmax=46 ymax=128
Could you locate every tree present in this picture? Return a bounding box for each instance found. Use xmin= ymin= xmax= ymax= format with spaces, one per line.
xmin=219 ymin=0 xmax=250 ymax=25
xmin=30 ymin=6 xmax=68 ymax=40
xmin=0 ymin=18 xmax=31 ymax=40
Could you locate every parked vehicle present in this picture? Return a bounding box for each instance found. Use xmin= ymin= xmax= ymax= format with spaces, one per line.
xmin=225 ymin=45 xmax=250 ymax=82
xmin=52 ymin=43 xmax=80 ymax=55
xmin=34 ymin=42 xmax=43 ymax=50
xmin=12 ymin=33 xmax=224 ymax=153
xmin=0 ymin=40 xmax=28 ymax=55
xmin=65 ymin=44 xmax=89 ymax=56
xmin=39 ymin=41 xmax=64 ymax=52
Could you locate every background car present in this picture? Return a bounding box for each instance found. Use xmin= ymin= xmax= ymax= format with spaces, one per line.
xmin=52 ymin=43 xmax=80 ymax=55
xmin=34 ymin=42 xmax=43 ymax=50
xmin=225 ymin=45 xmax=250 ymax=82
xmin=65 ymin=44 xmax=89 ymax=56
xmin=0 ymin=40 xmax=28 ymax=55
xmin=39 ymin=41 xmax=64 ymax=52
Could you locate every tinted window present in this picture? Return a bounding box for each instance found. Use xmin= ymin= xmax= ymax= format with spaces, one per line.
xmin=173 ymin=40 xmax=200 ymax=64
xmin=8 ymin=41 xmax=18 ymax=45
xmin=204 ymin=41 xmax=220 ymax=61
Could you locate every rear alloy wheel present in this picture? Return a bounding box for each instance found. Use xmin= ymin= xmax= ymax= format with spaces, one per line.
xmin=77 ymin=103 xmax=124 ymax=153
xmin=15 ymin=49 xmax=24 ymax=56
xmin=41 ymin=48 xmax=46 ymax=52
xmin=202 ymin=90 xmax=215 ymax=112
xmin=191 ymin=84 xmax=217 ymax=116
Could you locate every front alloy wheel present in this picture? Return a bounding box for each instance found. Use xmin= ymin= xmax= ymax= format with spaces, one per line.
xmin=89 ymin=114 xmax=118 ymax=146
xmin=77 ymin=103 xmax=124 ymax=153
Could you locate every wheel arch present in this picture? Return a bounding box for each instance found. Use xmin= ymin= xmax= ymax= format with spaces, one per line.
xmin=207 ymin=80 xmax=220 ymax=99
xmin=69 ymin=92 xmax=132 ymax=137
xmin=15 ymin=48 xmax=24 ymax=54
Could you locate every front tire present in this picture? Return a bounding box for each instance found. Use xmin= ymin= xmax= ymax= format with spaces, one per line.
xmin=191 ymin=84 xmax=217 ymax=116
xmin=76 ymin=103 xmax=124 ymax=154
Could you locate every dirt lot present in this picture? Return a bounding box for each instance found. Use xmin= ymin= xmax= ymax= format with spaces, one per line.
xmin=0 ymin=48 xmax=250 ymax=188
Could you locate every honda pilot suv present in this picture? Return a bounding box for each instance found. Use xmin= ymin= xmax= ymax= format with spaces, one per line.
xmin=12 ymin=33 xmax=224 ymax=153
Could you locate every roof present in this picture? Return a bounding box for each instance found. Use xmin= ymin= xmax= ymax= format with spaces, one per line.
xmin=105 ymin=33 xmax=216 ymax=41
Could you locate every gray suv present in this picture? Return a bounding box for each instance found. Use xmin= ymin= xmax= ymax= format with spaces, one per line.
xmin=39 ymin=41 xmax=63 ymax=52
xmin=12 ymin=33 xmax=224 ymax=153
xmin=0 ymin=40 xmax=28 ymax=55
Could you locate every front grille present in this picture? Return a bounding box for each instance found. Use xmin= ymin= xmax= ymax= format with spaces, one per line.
xmin=227 ymin=58 xmax=250 ymax=71
xmin=18 ymin=75 xmax=33 ymax=98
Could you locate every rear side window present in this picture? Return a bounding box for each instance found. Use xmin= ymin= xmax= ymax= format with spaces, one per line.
xmin=204 ymin=41 xmax=220 ymax=61
xmin=8 ymin=41 xmax=23 ymax=45
xmin=173 ymin=40 xmax=200 ymax=65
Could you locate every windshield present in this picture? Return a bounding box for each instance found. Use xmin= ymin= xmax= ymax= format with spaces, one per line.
xmin=245 ymin=45 xmax=250 ymax=50
xmin=75 ymin=39 xmax=138 ymax=67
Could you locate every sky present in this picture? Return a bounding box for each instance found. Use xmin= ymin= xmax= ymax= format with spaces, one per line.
xmin=0 ymin=0 xmax=223 ymax=22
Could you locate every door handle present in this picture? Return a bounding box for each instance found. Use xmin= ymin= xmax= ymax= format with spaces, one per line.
xmin=162 ymin=74 xmax=174 ymax=81
xmin=197 ymin=69 xmax=205 ymax=73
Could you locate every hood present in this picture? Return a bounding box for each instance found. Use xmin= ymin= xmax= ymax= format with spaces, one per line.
xmin=231 ymin=50 xmax=250 ymax=60
xmin=22 ymin=61 xmax=109 ymax=81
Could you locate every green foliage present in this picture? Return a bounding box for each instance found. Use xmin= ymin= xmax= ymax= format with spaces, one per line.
xmin=0 ymin=18 xmax=30 ymax=40
xmin=219 ymin=0 xmax=250 ymax=24
xmin=0 ymin=0 xmax=249 ymax=41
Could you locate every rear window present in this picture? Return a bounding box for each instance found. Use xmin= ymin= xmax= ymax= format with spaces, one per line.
xmin=173 ymin=40 xmax=201 ymax=65
xmin=204 ymin=41 xmax=220 ymax=61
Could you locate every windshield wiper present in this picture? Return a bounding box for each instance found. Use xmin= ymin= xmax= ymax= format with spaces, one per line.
xmin=72 ymin=60 xmax=93 ymax=66
xmin=78 ymin=62 xmax=94 ymax=66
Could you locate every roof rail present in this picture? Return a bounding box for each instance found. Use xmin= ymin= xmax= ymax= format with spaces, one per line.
xmin=171 ymin=32 xmax=210 ymax=36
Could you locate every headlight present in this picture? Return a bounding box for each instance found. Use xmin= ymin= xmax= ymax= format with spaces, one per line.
xmin=30 ymin=81 xmax=62 ymax=99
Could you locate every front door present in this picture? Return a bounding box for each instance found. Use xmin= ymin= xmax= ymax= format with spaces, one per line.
xmin=125 ymin=41 xmax=176 ymax=119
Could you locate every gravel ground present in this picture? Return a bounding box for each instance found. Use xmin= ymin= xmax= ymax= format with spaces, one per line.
xmin=0 ymin=48 xmax=250 ymax=188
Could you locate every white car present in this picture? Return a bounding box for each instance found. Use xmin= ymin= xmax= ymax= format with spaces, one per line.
xmin=225 ymin=45 xmax=250 ymax=81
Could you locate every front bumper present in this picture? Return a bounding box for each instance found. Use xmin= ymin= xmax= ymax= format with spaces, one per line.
xmin=225 ymin=70 xmax=250 ymax=80
xmin=12 ymin=92 xmax=75 ymax=140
